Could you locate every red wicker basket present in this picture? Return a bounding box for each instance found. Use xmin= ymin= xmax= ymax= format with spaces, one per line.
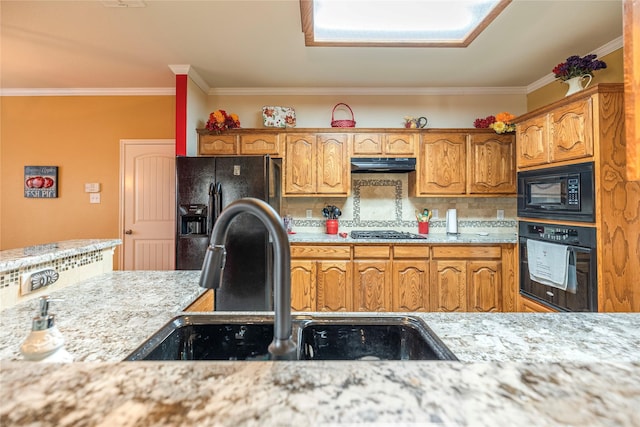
xmin=331 ymin=103 xmax=356 ymax=128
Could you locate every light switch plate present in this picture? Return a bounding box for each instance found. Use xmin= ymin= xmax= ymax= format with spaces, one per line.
xmin=431 ymin=209 xmax=439 ymax=219
xmin=85 ymin=183 xmax=100 ymax=193
xmin=306 ymin=209 xmax=313 ymax=219
xmin=497 ymin=209 xmax=505 ymax=220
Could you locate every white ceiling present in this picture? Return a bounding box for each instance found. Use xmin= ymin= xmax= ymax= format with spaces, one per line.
xmin=1 ymin=1 xmax=623 ymax=94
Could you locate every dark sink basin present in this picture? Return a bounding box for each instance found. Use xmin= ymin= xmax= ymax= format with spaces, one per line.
xmin=126 ymin=316 xmax=274 ymax=361
xmin=124 ymin=314 xmax=457 ymax=361
xmin=299 ymin=318 xmax=457 ymax=361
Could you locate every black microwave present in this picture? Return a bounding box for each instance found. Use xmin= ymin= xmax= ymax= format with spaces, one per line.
xmin=517 ymin=162 xmax=595 ymax=222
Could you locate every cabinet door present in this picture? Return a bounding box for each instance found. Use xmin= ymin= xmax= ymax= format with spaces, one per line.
xmin=419 ymin=134 xmax=467 ymax=194
xmin=516 ymin=117 xmax=548 ymax=168
xmin=317 ymin=134 xmax=349 ymax=195
xmin=291 ymin=260 xmax=316 ymax=311
xmin=467 ymin=260 xmax=501 ymax=312
xmin=316 ymin=260 xmax=351 ymax=311
xmin=384 ymin=133 xmax=416 ymax=156
xmin=431 ymin=260 xmax=466 ymax=312
xmin=353 ymin=260 xmax=391 ymax=311
xmin=469 ymin=134 xmax=516 ymax=194
xmin=519 ymin=296 xmax=557 ymax=312
xmin=392 ymin=260 xmax=430 ymax=311
xmin=198 ymin=134 xmax=238 ymax=155
xmin=353 ymin=133 xmax=383 ymax=155
xmin=284 ymin=134 xmax=316 ymax=194
xmin=240 ymin=133 xmax=280 ymax=156
xmin=549 ymin=98 xmax=593 ymax=163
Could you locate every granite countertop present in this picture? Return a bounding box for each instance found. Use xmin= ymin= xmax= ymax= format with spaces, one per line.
xmin=0 ymin=239 xmax=122 ymax=272
xmin=1 ymin=271 xmax=639 ymax=426
xmin=288 ymin=231 xmax=518 ymax=244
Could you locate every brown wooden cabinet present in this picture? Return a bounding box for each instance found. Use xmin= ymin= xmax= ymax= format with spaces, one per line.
xmin=291 ymin=259 xmax=316 ymax=311
xmin=290 ymin=245 xmax=351 ymax=311
xmin=431 ymin=246 xmax=502 ymax=312
xmin=515 ymin=94 xmax=594 ymax=168
xmin=352 ymin=246 xmax=391 ymax=312
xmin=519 ymin=295 xmax=557 ymax=312
xmin=284 ymin=133 xmax=349 ymax=196
xmin=416 ymin=133 xmax=467 ymax=195
xmin=352 ymin=133 xmax=417 ymax=156
xmin=468 ymin=133 xmax=516 ymax=194
xmin=316 ymin=260 xmax=352 ymax=311
xmin=515 ymin=84 xmax=638 ymax=312
xmin=392 ymin=246 xmax=430 ymax=311
xmin=413 ymin=131 xmax=515 ymax=196
xmin=198 ymin=131 xmax=281 ymax=156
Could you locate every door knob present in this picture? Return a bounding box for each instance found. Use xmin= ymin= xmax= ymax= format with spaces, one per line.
xmin=125 ymin=230 xmax=133 ymax=235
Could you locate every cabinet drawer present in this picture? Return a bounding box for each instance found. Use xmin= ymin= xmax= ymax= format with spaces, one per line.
xmin=432 ymin=246 xmax=501 ymax=259
xmin=393 ymin=245 xmax=429 ymax=259
xmin=240 ymin=133 xmax=280 ymax=155
xmin=198 ymin=134 xmax=238 ymax=155
xmin=291 ymin=245 xmax=350 ymax=259
xmin=353 ymin=245 xmax=390 ymax=258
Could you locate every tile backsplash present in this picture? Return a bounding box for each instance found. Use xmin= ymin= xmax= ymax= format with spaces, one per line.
xmin=281 ymin=173 xmax=516 ymax=233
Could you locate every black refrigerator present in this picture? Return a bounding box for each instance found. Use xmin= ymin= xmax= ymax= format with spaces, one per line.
xmin=175 ymin=155 xmax=281 ymax=311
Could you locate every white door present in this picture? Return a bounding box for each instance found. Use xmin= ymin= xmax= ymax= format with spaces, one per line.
xmin=120 ymin=139 xmax=176 ymax=270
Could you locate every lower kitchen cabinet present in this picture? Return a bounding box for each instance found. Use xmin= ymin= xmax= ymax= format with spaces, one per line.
xmin=353 ymin=246 xmax=392 ymax=312
xmin=431 ymin=246 xmax=502 ymax=312
xmin=291 ymin=260 xmax=316 ymax=311
xmin=392 ymin=246 xmax=430 ymax=311
xmin=519 ymin=295 xmax=557 ymax=312
xmin=290 ymin=245 xmax=351 ymax=312
xmin=316 ymin=261 xmax=352 ymax=311
xmin=431 ymin=260 xmax=467 ymax=312
xmin=291 ymin=243 xmax=512 ymax=313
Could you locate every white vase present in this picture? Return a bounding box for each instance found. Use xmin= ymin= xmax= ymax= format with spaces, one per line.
xmin=563 ymin=75 xmax=592 ymax=97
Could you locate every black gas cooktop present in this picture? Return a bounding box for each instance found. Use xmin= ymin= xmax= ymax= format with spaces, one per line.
xmin=350 ymin=230 xmax=426 ymax=240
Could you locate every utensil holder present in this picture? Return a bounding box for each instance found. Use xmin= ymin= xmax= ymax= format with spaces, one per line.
xmin=418 ymin=221 xmax=429 ymax=234
xmin=326 ymin=219 xmax=338 ymax=234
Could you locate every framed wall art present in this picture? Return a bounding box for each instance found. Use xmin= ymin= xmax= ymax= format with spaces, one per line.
xmin=24 ymin=166 xmax=58 ymax=198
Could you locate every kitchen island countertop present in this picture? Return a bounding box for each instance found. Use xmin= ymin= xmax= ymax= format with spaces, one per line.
xmin=1 ymin=271 xmax=639 ymax=426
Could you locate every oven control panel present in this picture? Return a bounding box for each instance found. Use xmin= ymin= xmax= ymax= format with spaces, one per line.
xmin=519 ymin=221 xmax=596 ymax=248
xmin=529 ymin=224 xmax=578 ymax=241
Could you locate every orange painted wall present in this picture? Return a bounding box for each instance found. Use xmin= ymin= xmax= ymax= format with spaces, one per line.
xmin=0 ymin=96 xmax=175 ymax=268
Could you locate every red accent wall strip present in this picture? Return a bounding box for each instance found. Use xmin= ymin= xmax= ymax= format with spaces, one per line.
xmin=175 ymin=74 xmax=188 ymax=156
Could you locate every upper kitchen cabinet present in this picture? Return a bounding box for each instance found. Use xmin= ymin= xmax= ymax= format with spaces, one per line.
xmin=197 ymin=129 xmax=281 ymax=156
xmin=468 ymin=133 xmax=516 ymax=194
xmin=513 ymin=84 xmax=623 ymax=170
xmin=416 ymin=133 xmax=467 ymax=195
xmin=284 ymin=133 xmax=349 ymax=196
xmin=352 ymin=132 xmax=417 ymax=156
xmin=411 ymin=130 xmax=515 ymax=196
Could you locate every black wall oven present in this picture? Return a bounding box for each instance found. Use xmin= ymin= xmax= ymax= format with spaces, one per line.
xmin=519 ymin=221 xmax=597 ymax=312
xmin=517 ymin=162 xmax=595 ymax=222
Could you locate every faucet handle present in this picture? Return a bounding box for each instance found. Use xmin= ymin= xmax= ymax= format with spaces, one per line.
xmin=199 ymin=244 xmax=226 ymax=289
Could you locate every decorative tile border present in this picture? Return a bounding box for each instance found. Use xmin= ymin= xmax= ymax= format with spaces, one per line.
xmin=0 ymin=250 xmax=105 ymax=290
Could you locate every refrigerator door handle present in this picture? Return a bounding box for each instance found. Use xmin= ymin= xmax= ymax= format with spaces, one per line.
xmin=207 ymin=182 xmax=216 ymax=236
xmin=213 ymin=182 xmax=222 ymax=227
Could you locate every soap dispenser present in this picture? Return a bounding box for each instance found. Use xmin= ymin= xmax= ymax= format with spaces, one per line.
xmin=20 ymin=296 xmax=73 ymax=362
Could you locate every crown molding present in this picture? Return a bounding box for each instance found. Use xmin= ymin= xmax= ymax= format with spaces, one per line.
xmin=208 ymin=86 xmax=527 ymax=96
xmin=0 ymin=87 xmax=174 ymax=96
xmin=168 ymin=64 xmax=210 ymax=93
xmin=527 ymin=36 xmax=624 ymax=93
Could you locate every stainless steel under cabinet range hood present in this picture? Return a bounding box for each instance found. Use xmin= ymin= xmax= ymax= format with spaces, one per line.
xmin=350 ymin=157 xmax=416 ymax=173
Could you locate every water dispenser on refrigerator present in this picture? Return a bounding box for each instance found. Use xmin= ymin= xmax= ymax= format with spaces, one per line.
xmin=179 ymin=204 xmax=207 ymax=235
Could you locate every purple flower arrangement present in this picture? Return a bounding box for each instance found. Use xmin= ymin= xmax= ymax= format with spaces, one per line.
xmin=552 ymin=54 xmax=607 ymax=81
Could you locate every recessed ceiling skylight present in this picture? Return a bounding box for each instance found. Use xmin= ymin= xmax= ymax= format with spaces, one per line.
xmin=300 ymin=0 xmax=511 ymax=47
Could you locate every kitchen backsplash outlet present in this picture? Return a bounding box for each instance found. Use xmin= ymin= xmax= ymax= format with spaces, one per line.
xmin=281 ymin=173 xmax=516 ymax=233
